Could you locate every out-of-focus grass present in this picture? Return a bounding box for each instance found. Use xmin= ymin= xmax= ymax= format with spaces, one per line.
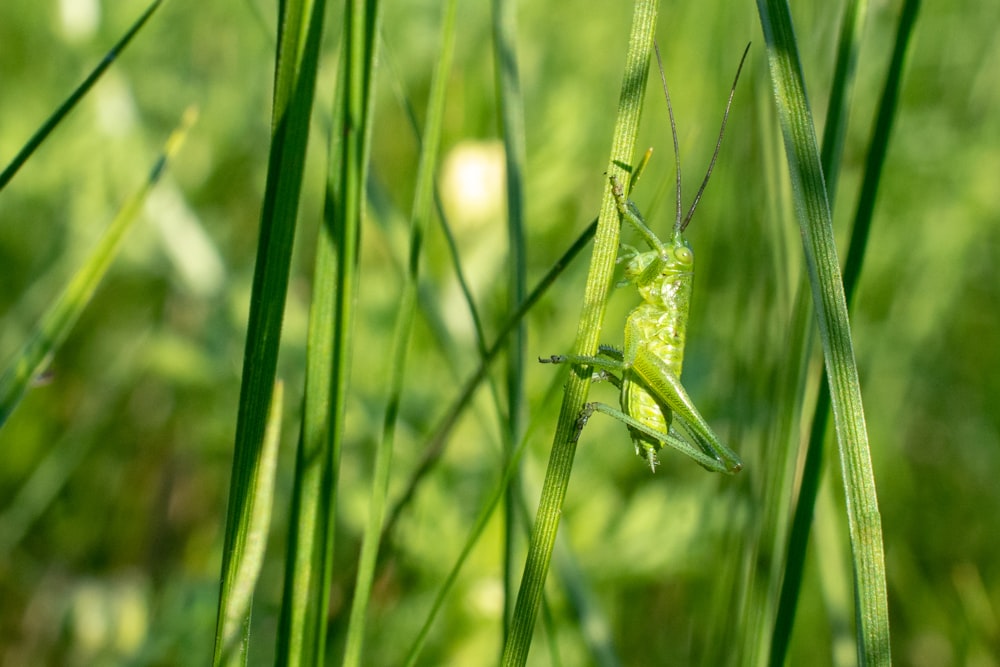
xmin=1 ymin=0 xmax=998 ymax=664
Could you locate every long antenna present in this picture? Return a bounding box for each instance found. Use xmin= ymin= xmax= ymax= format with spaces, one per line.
xmin=680 ymin=42 xmax=751 ymax=232
xmin=653 ymin=42 xmax=683 ymax=235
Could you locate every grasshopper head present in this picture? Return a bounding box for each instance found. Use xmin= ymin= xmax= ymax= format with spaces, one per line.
xmin=624 ymin=235 xmax=694 ymax=307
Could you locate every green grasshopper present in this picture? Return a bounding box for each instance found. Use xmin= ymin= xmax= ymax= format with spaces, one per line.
xmin=541 ymin=44 xmax=749 ymax=474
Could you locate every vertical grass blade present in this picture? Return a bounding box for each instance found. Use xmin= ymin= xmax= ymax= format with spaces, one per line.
xmin=755 ymin=0 xmax=891 ymax=663
xmin=501 ymin=1 xmax=658 ymax=663
xmin=0 ymin=108 xmax=197 ymax=429
xmin=274 ymin=29 xmax=355 ymax=665
xmin=399 ymin=392 xmax=547 ymax=667
xmin=211 ymin=0 xmax=326 ymax=663
xmin=287 ymin=0 xmax=383 ymax=660
xmin=340 ymin=1 xmax=458 ymax=664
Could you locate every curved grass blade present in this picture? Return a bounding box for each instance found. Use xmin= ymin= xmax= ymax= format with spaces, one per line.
xmin=0 ymin=0 xmax=164 ymax=193
xmin=0 ymin=107 xmax=197 ymax=430
xmin=766 ymin=0 xmax=871 ymax=659
xmin=755 ymin=0 xmax=891 ymax=663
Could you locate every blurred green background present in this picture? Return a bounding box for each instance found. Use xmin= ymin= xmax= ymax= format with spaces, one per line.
xmin=1 ymin=0 xmax=998 ymax=664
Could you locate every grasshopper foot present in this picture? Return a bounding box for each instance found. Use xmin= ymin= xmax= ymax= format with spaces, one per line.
xmin=571 ymin=402 xmax=597 ymax=444
xmin=538 ymin=355 xmax=566 ymax=364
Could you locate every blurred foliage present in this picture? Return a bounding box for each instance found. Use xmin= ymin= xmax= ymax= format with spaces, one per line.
xmin=1 ymin=0 xmax=998 ymax=665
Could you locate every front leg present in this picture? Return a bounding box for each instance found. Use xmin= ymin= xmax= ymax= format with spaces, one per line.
xmin=609 ymin=174 xmax=666 ymax=254
xmin=538 ymin=348 xmax=627 ymax=375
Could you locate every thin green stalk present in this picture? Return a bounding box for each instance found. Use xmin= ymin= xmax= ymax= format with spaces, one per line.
xmin=308 ymin=1 xmax=384 ymax=661
xmin=212 ymin=0 xmax=326 ymax=662
xmin=399 ymin=374 xmax=564 ymax=667
xmin=501 ymin=2 xmax=658 ymax=664
xmin=755 ymin=0 xmax=891 ymax=663
xmin=340 ymin=1 xmax=458 ymax=664
xmin=381 ymin=30 xmax=526 ymax=630
xmin=491 ymin=0 xmax=528 ymax=644
xmin=0 ymin=0 xmax=164 ymax=192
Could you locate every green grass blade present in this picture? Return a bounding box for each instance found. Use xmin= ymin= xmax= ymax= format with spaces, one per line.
xmin=273 ymin=29 xmax=353 ymax=664
xmin=501 ymin=1 xmax=658 ymax=663
xmin=340 ymin=1 xmax=458 ymax=664
xmin=276 ymin=0 xmax=382 ymax=658
xmin=768 ymin=0 xmax=869 ymax=660
xmin=215 ymin=381 xmax=284 ymax=665
xmin=293 ymin=0 xmax=383 ymax=659
xmin=0 ymin=108 xmax=197 ymax=429
xmin=0 ymin=0 xmax=163 ymax=193
xmin=380 ymin=14 xmax=533 ymax=649
xmin=770 ymin=3 xmax=922 ymax=663
xmin=755 ymin=0 xmax=891 ymax=663
xmin=211 ymin=0 xmax=326 ymax=663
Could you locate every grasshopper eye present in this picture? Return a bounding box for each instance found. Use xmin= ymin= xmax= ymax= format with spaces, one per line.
xmin=674 ymin=246 xmax=693 ymax=265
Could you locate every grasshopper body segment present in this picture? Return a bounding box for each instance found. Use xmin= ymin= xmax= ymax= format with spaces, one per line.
xmin=619 ymin=221 xmax=695 ymax=468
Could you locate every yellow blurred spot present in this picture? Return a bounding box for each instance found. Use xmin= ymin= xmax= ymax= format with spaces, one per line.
xmin=440 ymin=140 xmax=505 ymax=231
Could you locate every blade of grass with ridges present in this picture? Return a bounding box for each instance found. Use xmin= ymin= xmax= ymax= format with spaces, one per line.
xmin=0 ymin=108 xmax=197 ymax=430
xmin=770 ymin=2 xmax=921 ymax=663
xmin=211 ymin=0 xmax=326 ymax=663
xmin=501 ymin=1 xmax=658 ymax=663
xmin=340 ymin=0 xmax=458 ymax=663
xmin=754 ymin=0 xmax=891 ymax=663
xmin=767 ymin=0 xmax=870 ymax=660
